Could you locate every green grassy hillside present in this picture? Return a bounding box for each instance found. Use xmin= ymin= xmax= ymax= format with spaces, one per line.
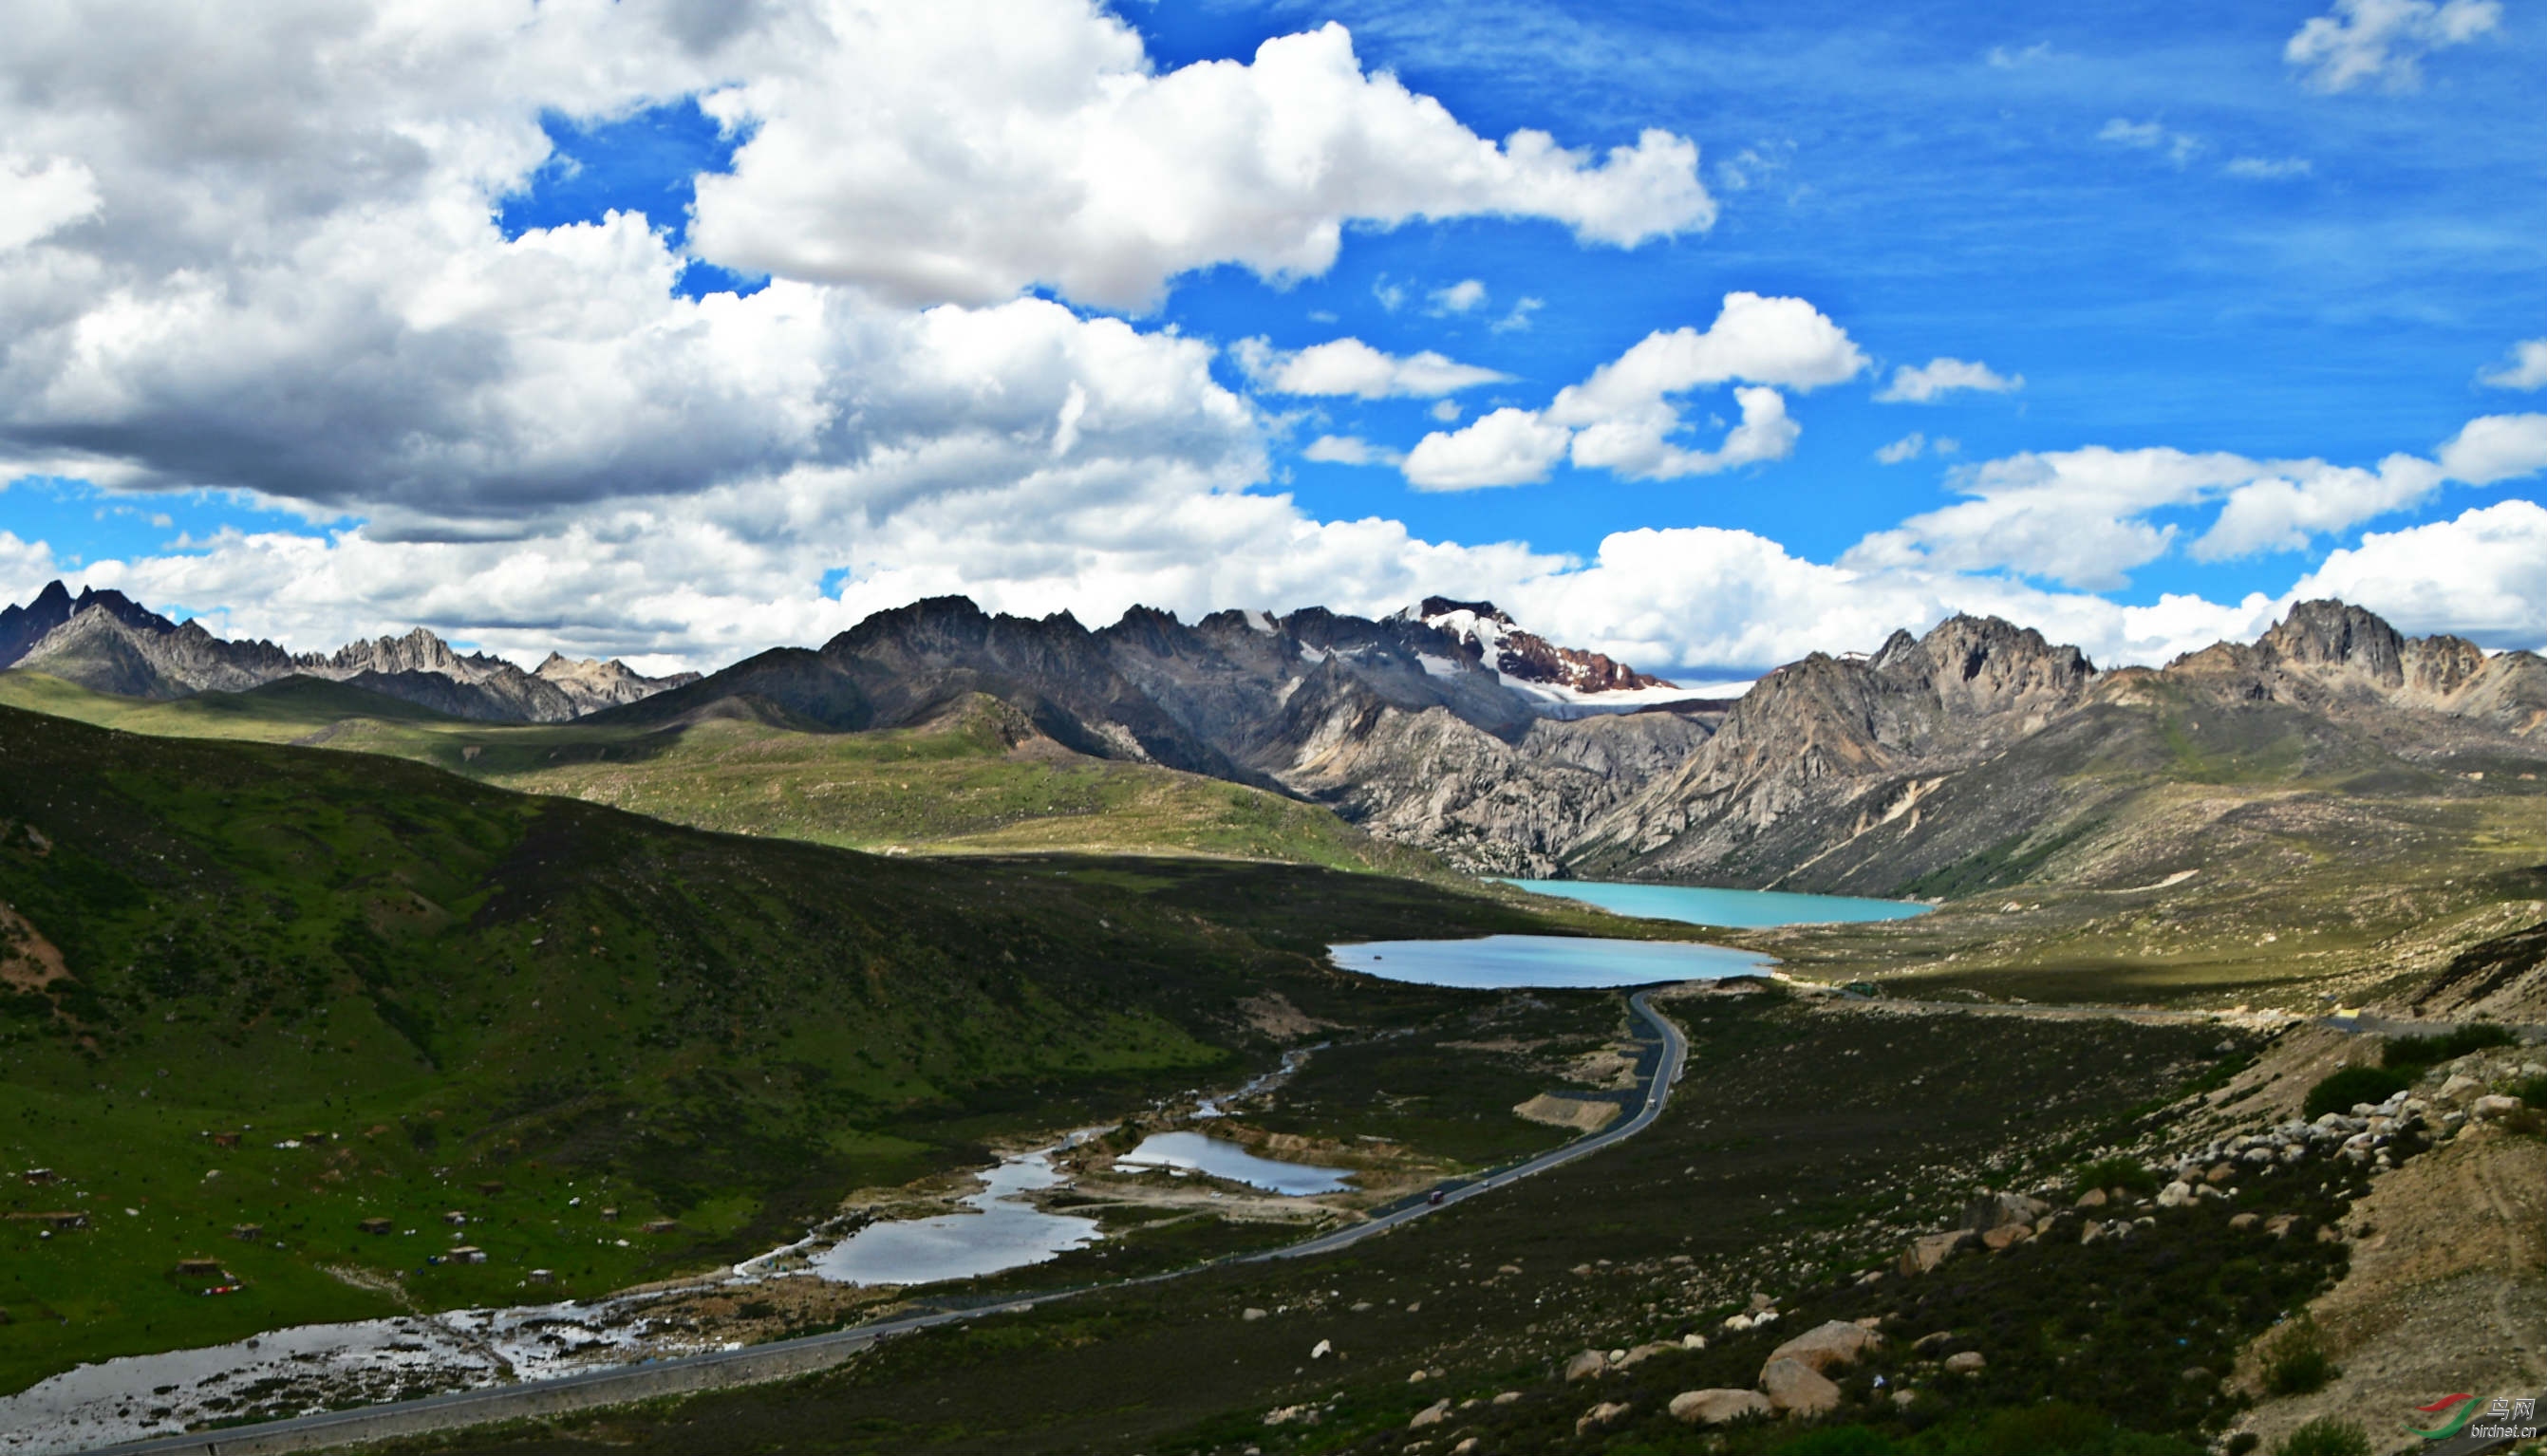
xmin=0 ymin=673 xmax=1445 ymax=875
xmin=0 ymin=703 xmax=1602 ymax=1393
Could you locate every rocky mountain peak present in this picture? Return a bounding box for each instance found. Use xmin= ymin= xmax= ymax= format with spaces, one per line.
xmin=1414 ymin=597 xmax=1674 ymax=696
xmin=1910 ymin=614 xmax=2097 ymax=719
xmin=1414 ymin=596 xmax=1517 ymax=627
xmin=2258 ymin=599 xmax=2407 ymax=685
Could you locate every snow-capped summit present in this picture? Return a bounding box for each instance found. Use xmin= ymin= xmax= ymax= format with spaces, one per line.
xmin=1415 ymin=592 xmax=1691 ymax=702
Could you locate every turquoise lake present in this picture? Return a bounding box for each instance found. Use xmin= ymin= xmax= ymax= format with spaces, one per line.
xmin=1332 ymin=881 xmax=1927 ymax=989
xmin=1498 ymin=879 xmax=1930 ymax=928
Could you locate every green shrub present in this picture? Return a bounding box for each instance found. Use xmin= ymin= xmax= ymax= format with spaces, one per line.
xmin=2273 ymin=1416 xmax=2370 ymax=1456
xmin=2225 ymin=1434 xmax=2261 ymax=1455
xmin=2382 ymin=1022 xmax=2517 ymax=1070
xmin=2076 ymin=1155 xmax=2160 ymax=1195
xmin=2512 ymin=1074 xmax=2547 ymax=1107
xmin=1926 ymin=1402 xmax=2201 ymax=1456
xmin=2260 ymin=1315 xmax=2336 ymax=1396
xmin=2301 ymin=1066 xmax=2409 ymax=1120
xmin=1774 ymin=1428 xmax=1898 ymax=1456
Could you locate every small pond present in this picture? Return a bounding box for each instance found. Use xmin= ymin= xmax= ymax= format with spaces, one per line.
xmin=806 ymin=1152 xmax=1099 ymax=1286
xmin=1112 ymin=1131 xmax=1353 ymax=1196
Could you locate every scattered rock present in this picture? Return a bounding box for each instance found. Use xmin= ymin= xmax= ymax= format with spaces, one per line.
xmin=1959 ymin=1192 xmax=2051 ymax=1231
xmin=1766 ymin=1320 xmax=1883 ymax=1375
xmin=2473 ymin=1094 xmax=2523 ymax=1119
xmin=1564 ymin=1349 xmax=1608 ymax=1382
xmin=1577 ymin=1401 xmax=1633 ymax=1434
xmin=2228 ymin=1213 xmax=2260 ymax=1232
xmin=1669 ymin=1389 xmax=1774 ymax=1426
xmin=1410 ymin=1399 xmax=1450 ymax=1428
xmin=2264 ymin=1213 xmax=2305 ymax=1238
xmin=1615 ymin=1341 xmax=1681 ymax=1370
xmin=1310 ymin=1339 xmax=1332 ymax=1360
xmin=1899 ymin=1230 xmax=1976 ymax=1275
xmin=1979 ymin=1223 xmax=2032 ymax=1252
xmin=2156 ymin=1181 xmax=2196 ymax=1208
xmin=1451 ymin=1440 xmax=1478 ymax=1456
xmin=1912 ymin=1331 xmax=1956 ymax=1355
xmin=2074 ymin=1187 xmax=2108 ymax=1208
xmin=1760 ymin=1357 xmax=1842 ymax=1416
xmin=2204 ymin=1163 xmax=2237 ymax=1185
xmin=1944 ymin=1351 xmax=1986 ymax=1374
xmin=1408 ymin=1370 xmax=1430 ymax=1383
xmin=1242 ymin=1308 xmax=1267 ymax=1321
xmin=1681 ymin=1333 xmax=1708 ymax=1350
xmin=1491 ymin=1391 xmax=1523 ymax=1405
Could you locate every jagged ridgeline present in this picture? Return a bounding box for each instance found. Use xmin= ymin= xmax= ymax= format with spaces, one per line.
xmin=6 ymin=584 xmax=2544 ymax=891
xmin=0 ymin=581 xmax=697 ymax=721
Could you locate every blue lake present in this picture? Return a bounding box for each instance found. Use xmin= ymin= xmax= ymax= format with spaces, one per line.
xmin=1498 ymin=879 xmax=1930 ymax=928
xmin=1329 ymin=934 xmax=1774 ymax=990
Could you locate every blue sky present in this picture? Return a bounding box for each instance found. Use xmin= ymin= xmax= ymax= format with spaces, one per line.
xmin=0 ymin=0 xmax=2540 ymax=673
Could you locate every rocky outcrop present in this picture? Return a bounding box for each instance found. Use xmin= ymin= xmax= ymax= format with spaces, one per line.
xmin=2164 ymin=599 xmax=2547 ymax=741
xmin=1759 ymin=1356 xmax=1842 ymax=1415
xmin=15 ymin=605 xmax=297 ymax=699
xmin=1568 ymin=613 xmax=2096 ymax=884
xmin=534 ymin=654 xmax=704 ymax=715
xmin=1765 ymin=1319 xmax=1883 ymax=1374
xmin=1669 ymin=1388 xmax=1772 ymax=1425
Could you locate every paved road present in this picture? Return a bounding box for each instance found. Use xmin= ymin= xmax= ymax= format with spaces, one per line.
xmin=1258 ymin=987 xmax=1686 ymax=1260
xmin=73 ymin=991 xmax=1694 ymax=1456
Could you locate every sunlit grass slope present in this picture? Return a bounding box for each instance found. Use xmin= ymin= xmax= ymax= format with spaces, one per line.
xmin=0 ymin=673 xmax=1445 ymax=876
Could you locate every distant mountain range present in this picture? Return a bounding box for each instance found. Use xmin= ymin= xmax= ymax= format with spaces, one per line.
xmin=6 ymin=579 xmax=2542 ymax=887
xmin=0 ymin=582 xmax=697 ymax=721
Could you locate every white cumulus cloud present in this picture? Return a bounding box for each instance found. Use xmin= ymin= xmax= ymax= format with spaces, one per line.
xmin=1234 ymin=337 xmax=1510 ymax=399
xmin=2294 ymin=499 xmax=2547 ymax=644
xmin=1401 ymin=407 xmax=1574 ymax=491
xmin=691 ymin=16 xmax=1714 ymax=312
xmin=1875 ymin=357 xmax=2024 ymax=403
xmin=1876 ymin=433 xmax=1927 ymax=464
xmin=1431 ymin=279 xmax=1489 ymax=314
xmin=1302 ymin=434 xmax=1401 ymax=467
xmin=1400 ymin=292 xmax=1863 ymax=489
xmin=2436 ymin=413 xmax=2547 ymax=486
xmin=2286 ymin=0 xmax=2501 ymax=93
xmin=2479 ymin=340 xmax=2547 ymax=391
